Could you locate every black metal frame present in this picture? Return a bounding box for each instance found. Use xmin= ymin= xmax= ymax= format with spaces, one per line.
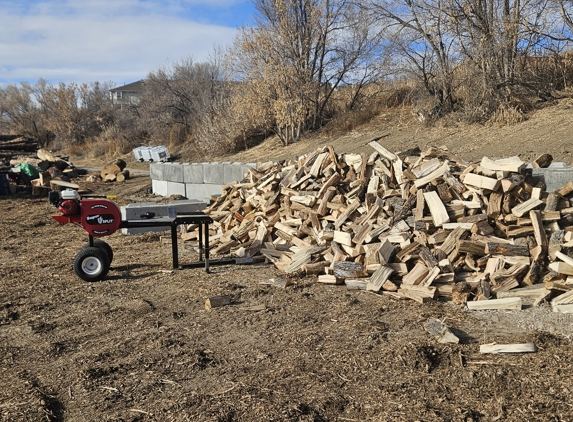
xmin=89 ymin=212 xmax=215 ymax=272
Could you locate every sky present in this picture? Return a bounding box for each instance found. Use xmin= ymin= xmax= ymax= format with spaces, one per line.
xmin=0 ymin=0 xmax=256 ymax=87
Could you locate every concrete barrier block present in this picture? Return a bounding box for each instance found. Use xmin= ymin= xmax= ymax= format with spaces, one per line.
xmin=149 ymin=162 xmax=164 ymax=180
xmin=224 ymin=162 xmax=247 ymax=183
xmin=152 ymin=179 xmax=168 ymax=196
xmin=186 ymin=183 xmax=224 ymax=202
xmin=203 ymin=162 xmax=225 ymax=185
xmin=183 ymin=162 xmax=204 ymax=184
xmin=242 ymin=164 xmax=256 ymax=177
xmin=166 ymin=181 xmax=186 ymax=197
xmin=531 ymin=167 xmax=573 ymax=192
xmin=163 ymin=162 xmax=184 ymax=182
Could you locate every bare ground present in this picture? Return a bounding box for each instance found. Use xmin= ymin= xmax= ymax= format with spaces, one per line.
xmin=2 ymin=99 xmax=573 ymax=421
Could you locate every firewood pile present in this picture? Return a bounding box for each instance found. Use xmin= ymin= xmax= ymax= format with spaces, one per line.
xmin=0 ymin=135 xmax=39 ymax=159
xmin=7 ymin=148 xmax=83 ymax=195
xmin=100 ymin=159 xmax=130 ymax=182
xmin=187 ymin=141 xmax=573 ymax=311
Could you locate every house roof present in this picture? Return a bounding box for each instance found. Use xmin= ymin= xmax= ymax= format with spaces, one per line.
xmin=110 ymin=80 xmax=145 ymax=92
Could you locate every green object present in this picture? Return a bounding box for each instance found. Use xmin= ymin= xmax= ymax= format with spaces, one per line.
xmin=17 ymin=163 xmax=41 ymax=179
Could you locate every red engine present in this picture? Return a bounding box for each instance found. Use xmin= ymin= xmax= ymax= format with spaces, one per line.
xmin=57 ymin=199 xmax=80 ymax=215
xmin=51 ymin=191 xmax=122 ymax=237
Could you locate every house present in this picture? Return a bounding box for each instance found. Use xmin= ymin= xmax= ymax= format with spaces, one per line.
xmin=109 ymin=80 xmax=145 ymax=109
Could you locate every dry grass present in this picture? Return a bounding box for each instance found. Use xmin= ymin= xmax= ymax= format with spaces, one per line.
xmin=64 ymin=125 xmax=138 ymax=160
xmin=488 ymin=103 xmax=528 ymax=126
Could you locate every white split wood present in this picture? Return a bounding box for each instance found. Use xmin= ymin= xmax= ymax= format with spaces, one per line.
xmin=480 ymin=342 xmax=537 ymax=354
xmin=423 ymin=191 xmax=450 ymax=227
xmin=466 ymin=297 xmax=522 ymax=310
xmin=480 ymin=156 xmax=525 ymax=173
xmin=368 ymin=140 xmax=398 ymax=162
xmin=555 ymin=251 xmax=573 ymax=267
xmin=463 ymin=173 xmax=500 ymax=191
xmin=414 ymin=161 xmax=450 ymax=188
xmin=511 ymin=198 xmax=544 ymax=217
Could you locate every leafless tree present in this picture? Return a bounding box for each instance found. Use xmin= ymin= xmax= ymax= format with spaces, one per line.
xmin=229 ymin=0 xmax=387 ymax=145
xmin=137 ymin=57 xmax=224 ymax=144
xmin=556 ymin=0 xmax=573 ymax=32
xmin=364 ymin=0 xmax=461 ymax=112
xmin=447 ymin=0 xmax=551 ymax=98
xmin=0 ymin=79 xmax=116 ymax=147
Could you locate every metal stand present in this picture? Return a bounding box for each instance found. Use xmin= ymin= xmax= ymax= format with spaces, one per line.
xmin=116 ymin=212 xmax=214 ymax=272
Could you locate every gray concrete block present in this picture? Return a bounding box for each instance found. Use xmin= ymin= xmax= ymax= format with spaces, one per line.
xmin=152 ymin=179 xmax=168 ymax=196
xmin=163 ymin=162 xmax=184 ymax=182
xmin=183 ymin=163 xmax=204 ymax=184
xmin=530 ymin=168 xmax=573 ymax=192
xmin=166 ymin=181 xmax=187 ymax=197
xmin=224 ymin=162 xmax=247 ymax=183
xmin=149 ymin=162 xmax=164 ymax=180
xmin=241 ymin=164 xmax=255 ymax=179
xmin=203 ymin=162 xmax=225 ymax=185
xmin=186 ymin=183 xmax=224 ymax=202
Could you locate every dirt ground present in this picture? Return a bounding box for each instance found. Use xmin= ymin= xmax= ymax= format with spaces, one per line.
xmin=2 ymin=99 xmax=573 ymax=421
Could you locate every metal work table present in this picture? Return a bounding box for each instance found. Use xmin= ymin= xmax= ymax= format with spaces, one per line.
xmin=96 ymin=212 xmax=215 ymax=271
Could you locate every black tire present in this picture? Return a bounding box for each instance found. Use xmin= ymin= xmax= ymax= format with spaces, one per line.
xmin=83 ymin=240 xmax=114 ymax=264
xmin=73 ymin=247 xmax=111 ymax=282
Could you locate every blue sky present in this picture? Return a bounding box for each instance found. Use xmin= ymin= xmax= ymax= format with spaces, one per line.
xmin=0 ymin=0 xmax=256 ymax=87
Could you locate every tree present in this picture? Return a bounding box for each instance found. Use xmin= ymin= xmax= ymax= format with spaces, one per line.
xmin=0 ymin=80 xmax=54 ymax=146
xmin=137 ymin=57 xmax=224 ymax=144
xmin=447 ymin=0 xmax=551 ymax=99
xmin=229 ymin=0 xmax=386 ymax=145
xmin=556 ymin=0 xmax=573 ymax=32
xmin=365 ymin=0 xmax=461 ymax=112
xmin=0 ymin=79 xmax=116 ymax=147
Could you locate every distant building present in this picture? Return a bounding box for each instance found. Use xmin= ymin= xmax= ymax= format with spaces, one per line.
xmin=109 ymin=80 xmax=145 ymax=109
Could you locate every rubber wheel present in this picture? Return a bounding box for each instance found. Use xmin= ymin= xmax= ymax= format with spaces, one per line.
xmin=83 ymin=240 xmax=114 ymax=264
xmin=73 ymin=247 xmax=111 ymax=282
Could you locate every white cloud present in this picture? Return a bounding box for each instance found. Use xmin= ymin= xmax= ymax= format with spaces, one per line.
xmin=0 ymin=0 xmax=250 ymax=86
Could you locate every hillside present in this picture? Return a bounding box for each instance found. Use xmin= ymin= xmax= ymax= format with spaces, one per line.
xmin=213 ymin=95 xmax=573 ymax=166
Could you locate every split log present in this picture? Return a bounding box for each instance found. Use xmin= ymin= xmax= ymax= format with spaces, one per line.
xmin=49 ymin=180 xmax=80 ymax=191
xmin=511 ymin=198 xmax=544 ymax=217
xmin=466 ymin=297 xmax=522 ymax=310
xmin=366 ymin=265 xmax=394 ymax=292
xmin=101 ymin=164 xmax=122 ymax=180
xmin=485 ymin=243 xmax=530 ymax=256
xmin=480 ymin=342 xmax=537 ymax=354
xmin=318 ymin=274 xmax=343 ymax=285
xmin=205 ymin=296 xmax=231 ymax=310
xmin=423 ymin=191 xmax=450 ymax=227
xmin=480 ymin=156 xmax=525 ymax=173
xmin=463 ymin=173 xmax=500 ymax=191
xmin=532 ymin=153 xmax=552 ymax=168
xmin=116 ymin=170 xmax=130 ymax=182
xmin=333 ymin=261 xmax=363 ymax=280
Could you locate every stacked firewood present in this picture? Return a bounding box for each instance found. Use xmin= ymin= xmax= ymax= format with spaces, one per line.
xmin=0 ymin=135 xmax=39 ymax=159
xmin=188 ymin=141 xmax=573 ymax=311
